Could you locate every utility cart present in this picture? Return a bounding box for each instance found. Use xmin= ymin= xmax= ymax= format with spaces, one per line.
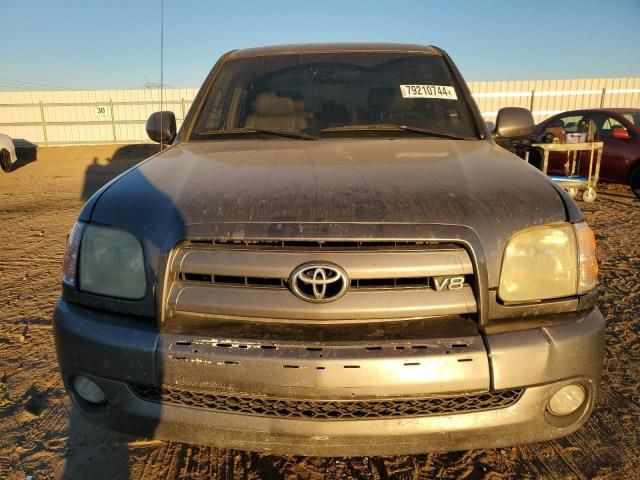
xmin=524 ymin=141 xmax=604 ymax=202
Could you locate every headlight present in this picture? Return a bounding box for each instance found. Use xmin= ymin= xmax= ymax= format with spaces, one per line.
xmin=77 ymin=224 xmax=147 ymax=299
xmin=499 ymin=222 xmax=597 ymax=304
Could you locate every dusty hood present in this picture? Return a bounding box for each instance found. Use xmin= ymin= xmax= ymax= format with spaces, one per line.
xmin=89 ymin=138 xmax=568 ymax=286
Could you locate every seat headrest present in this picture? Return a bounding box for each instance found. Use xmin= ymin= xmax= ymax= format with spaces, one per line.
xmin=255 ymin=92 xmax=295 ymax=115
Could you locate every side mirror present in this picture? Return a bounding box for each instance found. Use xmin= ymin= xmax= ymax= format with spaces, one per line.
xmin=493 ymin=107 xmax=535 ymax=139
xmin=611 ymin=127 xmax=630 ymax=140
xmin=146 ymin=111 xmax=177 ymax=144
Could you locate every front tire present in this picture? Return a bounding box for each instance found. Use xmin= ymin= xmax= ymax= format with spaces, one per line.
xmin=0 ymin=149 xmax=13 ymax=173
xmin=631 ymin=166 xmax=640 ymax=199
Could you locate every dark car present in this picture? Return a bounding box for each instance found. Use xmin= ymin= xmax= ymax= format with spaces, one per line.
xmin=528 ymin=108 xmax=640 ymax=198
xmin=54 ymin=43 xmax=604 ymax=456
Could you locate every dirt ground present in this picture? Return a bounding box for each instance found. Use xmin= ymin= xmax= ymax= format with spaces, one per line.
xmin=0 ymin=145 xmax=638 ymax=479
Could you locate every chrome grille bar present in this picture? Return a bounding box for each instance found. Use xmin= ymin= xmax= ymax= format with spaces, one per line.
xmin=172 ymin=247 xmax=473 ymax=279
xmin=167 ymin=282 xmax=476 ymax=323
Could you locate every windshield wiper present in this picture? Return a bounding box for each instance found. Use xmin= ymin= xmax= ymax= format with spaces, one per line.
xmin=321 ymin=124 xmax=471 ymax=140
xmin=196 ymin=127 xmax=318 ymax=140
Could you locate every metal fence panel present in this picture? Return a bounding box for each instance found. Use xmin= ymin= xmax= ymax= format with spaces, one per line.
xmin=0 ymin=79 xmax=639 ymax=146
xmin=0 ymin=88 xmax=198 ymax=146
xmin=468 ymin=77 xmax=640 ymax=123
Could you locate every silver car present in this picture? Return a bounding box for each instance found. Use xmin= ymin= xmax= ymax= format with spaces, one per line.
xmin=0 ymin=133 xmax=17 ymax=172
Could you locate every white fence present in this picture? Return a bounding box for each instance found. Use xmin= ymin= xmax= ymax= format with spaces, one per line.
xmin=0 ymin=88 xmax=197 ymax=146
xmin=1 ymin=77 xmax=639 ymax=146
xmin=468 ymin=77 xmax=640 ymax=122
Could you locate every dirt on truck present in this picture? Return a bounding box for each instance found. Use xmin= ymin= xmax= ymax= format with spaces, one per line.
xmin=51 ymin=43 xmax=607 ymax=457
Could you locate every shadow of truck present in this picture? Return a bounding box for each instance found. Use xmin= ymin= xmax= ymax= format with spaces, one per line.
xmin=81 ymin=144 xmax=160 ymax=200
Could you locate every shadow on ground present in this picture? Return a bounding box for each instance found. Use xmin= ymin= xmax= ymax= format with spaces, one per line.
xmin=54 ymin=409 xmax=134 ymax=480
xmin=81 ymin=144 xmax=160 ymax=200
xmin=13 ymin=139 xmax=38 ymax=171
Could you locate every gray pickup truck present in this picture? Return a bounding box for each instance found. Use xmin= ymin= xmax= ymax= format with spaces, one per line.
xmin=54 ymin=43 xmax=604 ymax=456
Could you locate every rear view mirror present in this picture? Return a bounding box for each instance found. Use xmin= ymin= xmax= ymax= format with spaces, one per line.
xmin=493 ymin=107 xmax=535 ymax=139
xmin=146 ymin=111 xmax=177 ymax=144
xmin=611 ymin=127 xmax=630 ymax=140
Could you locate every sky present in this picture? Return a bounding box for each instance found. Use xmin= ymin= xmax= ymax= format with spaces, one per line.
xmin=2 ymin=0 xmax=640 ymax=91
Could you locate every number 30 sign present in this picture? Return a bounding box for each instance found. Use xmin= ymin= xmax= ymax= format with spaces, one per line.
xmin=94 ymin=105 xmax=109 ymax=116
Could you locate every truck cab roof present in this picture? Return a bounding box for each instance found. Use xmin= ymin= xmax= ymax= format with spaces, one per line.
xmin=226 ymin=43 xmax=442 ymax=59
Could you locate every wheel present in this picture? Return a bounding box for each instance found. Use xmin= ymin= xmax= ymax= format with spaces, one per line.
xmin=630 ymin=166 xmax=640 ymax=199
xmin=0 ymin=149 xmax=12 ymax=173
xmin=582 ymin=187 xmax=597 ymax=203
xmin=566 ymin=187 xmax=579 ymax=198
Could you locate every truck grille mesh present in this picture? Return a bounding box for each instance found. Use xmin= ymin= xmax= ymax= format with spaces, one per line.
xmin=130 ymin=385 xmax=523 ymax=420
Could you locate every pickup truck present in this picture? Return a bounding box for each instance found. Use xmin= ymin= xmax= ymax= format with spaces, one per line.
xmin=54 ymin=43 xmax=604 ymax=456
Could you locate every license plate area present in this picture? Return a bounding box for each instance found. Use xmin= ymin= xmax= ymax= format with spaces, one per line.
xmin=158 ymin=334 xmax=490 ymax=399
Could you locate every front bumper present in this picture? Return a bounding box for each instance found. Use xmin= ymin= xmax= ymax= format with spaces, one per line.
xmin=53 ymin=299 xmax=605 ymax=456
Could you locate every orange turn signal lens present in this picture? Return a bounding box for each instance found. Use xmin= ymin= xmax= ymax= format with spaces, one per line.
xmin=574 ymin=222 xmax=598 ymax=294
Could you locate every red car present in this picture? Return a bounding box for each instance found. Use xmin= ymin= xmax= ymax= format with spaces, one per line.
xmin=527 ymin=108 xmax=640 ymax=198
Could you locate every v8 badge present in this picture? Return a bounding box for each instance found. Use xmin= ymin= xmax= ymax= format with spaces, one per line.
xmin=433 ymin=276 xmax=465 ymax=291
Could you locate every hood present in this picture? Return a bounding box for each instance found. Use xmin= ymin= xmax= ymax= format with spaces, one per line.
xmin=89 ymin=138 xmax=568 ymax=286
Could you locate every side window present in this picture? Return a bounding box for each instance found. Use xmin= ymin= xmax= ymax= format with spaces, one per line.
xmin=195 ymin=85 xmax=229 ymax=131
xmin=205 ymin=88 xmax=225 ymax=130
xmin=588 ymin=113 xmax=625 ymax=138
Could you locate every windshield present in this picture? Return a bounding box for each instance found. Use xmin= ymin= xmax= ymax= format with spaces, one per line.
xmin=191 ymin=52 xmax=478 ymax=140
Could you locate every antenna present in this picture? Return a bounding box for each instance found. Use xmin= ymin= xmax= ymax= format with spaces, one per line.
xmin=159 ymin=0 xmax=164 ymax=149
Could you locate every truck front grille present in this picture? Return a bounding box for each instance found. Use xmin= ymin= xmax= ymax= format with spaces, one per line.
xmin=130 ymin=385 xmax=523 ymax=420
xmin=164 ymin=239 xmax=477 ymax=323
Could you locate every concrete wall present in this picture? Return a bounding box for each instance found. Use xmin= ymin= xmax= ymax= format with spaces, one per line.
xmin=1 ymin=78 xmax=639 ymax=146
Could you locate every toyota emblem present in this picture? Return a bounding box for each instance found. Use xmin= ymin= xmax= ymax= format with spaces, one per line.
xmin=288 ymin=262 xmax=349 ymax=303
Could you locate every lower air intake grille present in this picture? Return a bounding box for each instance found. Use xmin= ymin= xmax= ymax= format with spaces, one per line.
xmin=130 ymin=385 xmax=523 ymax=420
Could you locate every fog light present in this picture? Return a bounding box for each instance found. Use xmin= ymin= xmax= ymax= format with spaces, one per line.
xmin=548 ymin=384 xmax=586 ymax=416
xmin=73 ymin=376 xmax=106 ymax=404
